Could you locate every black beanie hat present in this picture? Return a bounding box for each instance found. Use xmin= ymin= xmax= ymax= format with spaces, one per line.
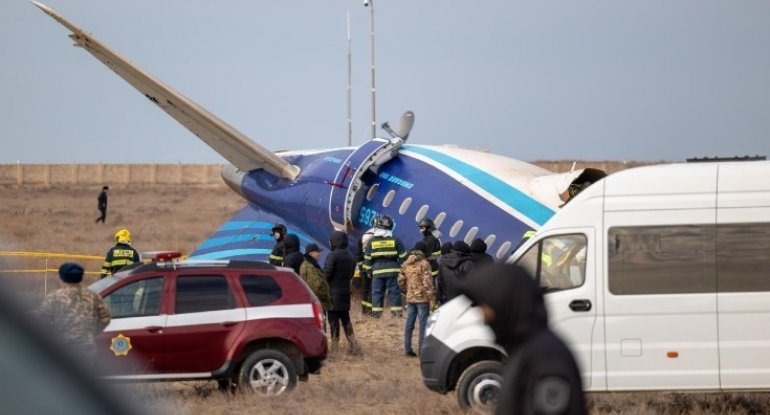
xmin=59 ymin=262 xmax=84 ymax=283
xmin=452 ymin=241 xmax=471 ymax=254
xmin=469 ymin=238 xmax=488 ymax=254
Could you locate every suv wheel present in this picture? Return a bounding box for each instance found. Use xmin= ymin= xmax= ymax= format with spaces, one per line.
xmin=456 ymin=360 xmax=504 ymax=414
xmin=239 ymin=350 xmax=298 ymax=396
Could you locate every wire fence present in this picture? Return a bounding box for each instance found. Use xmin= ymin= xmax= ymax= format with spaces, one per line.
xmin=0 ymin=251 xmax=104 ymax=306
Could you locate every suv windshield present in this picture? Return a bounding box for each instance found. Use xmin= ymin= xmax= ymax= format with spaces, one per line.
xmin=89 ymin=275 xmax=120 ymax=294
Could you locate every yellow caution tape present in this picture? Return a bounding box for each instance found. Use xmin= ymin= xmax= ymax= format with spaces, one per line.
xmin=0 ymin=251 xmax=102 ymax=260
xmin=0 ymin=269 xmax=101 ymax=275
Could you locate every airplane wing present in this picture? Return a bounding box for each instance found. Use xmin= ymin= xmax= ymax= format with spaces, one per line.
xmin=32 ymin=1 xmax=300 ymax=180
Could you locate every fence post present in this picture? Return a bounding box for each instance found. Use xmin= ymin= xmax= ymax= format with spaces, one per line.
xmin=16 ymin=161 xmax=22 ymax=185
xmin=44 ymin=258 xmax=48 ymax=297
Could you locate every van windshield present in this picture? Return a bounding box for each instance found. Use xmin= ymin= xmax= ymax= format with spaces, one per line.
xmin=511 ymin=234 xmax=587 ymax=292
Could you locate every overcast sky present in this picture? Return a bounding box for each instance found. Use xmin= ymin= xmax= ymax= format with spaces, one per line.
xmin=2 ymin=0 xmax=769 ymax=164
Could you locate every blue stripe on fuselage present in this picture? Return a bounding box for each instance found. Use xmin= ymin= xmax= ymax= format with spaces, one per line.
xmin=402 ymin=145 xmax=554 ymax=226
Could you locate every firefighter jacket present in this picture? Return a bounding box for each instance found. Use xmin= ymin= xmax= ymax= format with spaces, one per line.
xmin=397 ymin=250 xmax=436 ymax=304
xmin=100 ymin=243 xmax=140 ymax=278
xmin=363 ymin=230 xmax=406 ymax=279
xmin=269 ymin=239 xmax=285 ymax=266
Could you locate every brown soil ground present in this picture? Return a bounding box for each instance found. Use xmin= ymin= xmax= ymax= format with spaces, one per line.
xmin=1 ymin=184 xmax=768 ymax=415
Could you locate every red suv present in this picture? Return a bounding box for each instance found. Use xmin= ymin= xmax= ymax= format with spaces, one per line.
xmin=88 ymin=257 xmax=327 ymax=395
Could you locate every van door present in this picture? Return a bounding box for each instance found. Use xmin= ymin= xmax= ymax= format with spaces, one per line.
xmin=716 ymin=162 xmax=770 ymax=389
xmin=603 ymin=220 xmax=718 ymax=390
xmin=514 ymin=228 xmax=599 ymax=389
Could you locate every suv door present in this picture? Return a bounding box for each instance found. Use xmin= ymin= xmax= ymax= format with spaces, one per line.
xmin=162 ymin=274 xmax=246 ymax=374
xmin=97 ymin=276 xmax=166 ymax=376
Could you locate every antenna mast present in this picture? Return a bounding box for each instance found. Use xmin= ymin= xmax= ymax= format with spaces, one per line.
xmin=367 ymin=0 xmax=376 ymax=139
xmin=347 ymin=12 xmax=352 ymax=146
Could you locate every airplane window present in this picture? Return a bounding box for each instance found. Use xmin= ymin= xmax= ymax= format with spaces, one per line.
xmin=496 ymin=241 xmax=513 ymax=259
xmin=383 ymin=190 xmax=396 ymax=207
xmin=449 ymin=220 xmax=464 ymax=238
xmin=464 ymin=227 xmax=479 ymax=244
xmin=435 ymin=212 xmax=447 ymax=228
xmin=366 ymin=184 xmax=379 ymax=201
xmin=485 ymin=234 xmax=497 ymax=248
xmin=415 ymin=205 xmax=429 ymax=222
xmin=399 ymin=197 xmax=412 ymax=215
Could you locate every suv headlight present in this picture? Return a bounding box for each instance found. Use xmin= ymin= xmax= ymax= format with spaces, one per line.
xmin=424 ymin=310 xmax=440 ymax=337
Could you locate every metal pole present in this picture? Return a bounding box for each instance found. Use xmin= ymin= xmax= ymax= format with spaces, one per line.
xmin=347 ymin=12 xmax=353 ymax=147
xmin=369 ymin=0 xmax=376 ymax=139
xmin=44 ymin=258 xmax=48 ymax=297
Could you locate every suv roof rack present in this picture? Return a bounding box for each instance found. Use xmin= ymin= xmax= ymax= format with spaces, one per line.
xmin=686 ymin=155 xmax=766 ymax=163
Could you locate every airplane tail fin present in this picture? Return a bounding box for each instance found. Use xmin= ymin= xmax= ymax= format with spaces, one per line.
xmin=32 ymin=1 xmax=299 ymax=180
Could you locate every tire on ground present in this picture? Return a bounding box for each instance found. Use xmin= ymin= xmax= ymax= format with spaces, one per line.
xmin=238 ymin=349 xmax=298 ymax=396
xmin=456 ymin=360 xmax=505 ymax=413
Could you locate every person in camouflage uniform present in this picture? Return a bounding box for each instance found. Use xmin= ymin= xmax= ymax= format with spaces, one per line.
xmin=38 ymin=263 xmax=112 ymax=365
xmin=397 ymin=241 xmax=436 ymax=357
xmin=299 ymin=243 xmax=333 ymax=311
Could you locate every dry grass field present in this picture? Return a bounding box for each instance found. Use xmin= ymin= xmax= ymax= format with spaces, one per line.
xmin=1 ymin=183 xmax=769 ymax=414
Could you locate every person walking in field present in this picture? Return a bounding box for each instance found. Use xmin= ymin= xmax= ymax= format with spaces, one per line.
xmin=100 ymin=228 xmax=140 ymax=278
xmin=38 ymin=262 xmax=112 ymax=366
xmin=398 ymin=241 xmax=435 ymax=357
xmin=95 ymin=186 xmax=108 ymax=223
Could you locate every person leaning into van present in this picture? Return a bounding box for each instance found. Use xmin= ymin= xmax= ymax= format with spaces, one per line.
xmin=100 ymin=228 xmax=140 ymax=278
xmin=459 ymin=264 xmax=586 ymax=415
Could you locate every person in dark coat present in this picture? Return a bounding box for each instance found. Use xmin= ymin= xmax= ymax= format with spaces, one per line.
xmin=469 ymin=238 xmax=495 ymax=268
xmin=435 ymin=241 xmax=455 ymax=304
xmin=438 ymin=241 xmax=475 ymax=302
xmin=95 ymin=186 xmax=108 ymax=224
xmin=324 ymin=230 xmax=361 ymax=354
xmin=282 ymin=234 xmax=303 ymax=274
xmin=459 ymin=264 xmax=586 ymax=415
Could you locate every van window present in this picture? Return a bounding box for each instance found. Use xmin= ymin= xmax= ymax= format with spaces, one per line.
xmin=608 ymin=225 xmax=716 ymax=295
xmin=175 ymin=275 xmax=236 ymax=314
xmin=104 ymin=277 xmax=163 ymax=318
xmin=515 ymin=234 xmax=587 ymax=292
xmin=717 ymin=223 xmax=770 ymax=292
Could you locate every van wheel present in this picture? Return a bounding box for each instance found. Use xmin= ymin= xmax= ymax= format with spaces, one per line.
xmin=456 ymin=360 xmax=504 ymax=414
xmin=239 ymin=350 xmax=298 ymax=396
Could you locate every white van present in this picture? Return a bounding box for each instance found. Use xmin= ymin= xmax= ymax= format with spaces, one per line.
xmin=420 ymin=160 xmax=770 ymax=411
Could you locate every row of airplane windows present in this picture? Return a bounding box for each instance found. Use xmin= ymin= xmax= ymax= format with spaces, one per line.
xmin=366 ymin=183 xmax=513 ymax=259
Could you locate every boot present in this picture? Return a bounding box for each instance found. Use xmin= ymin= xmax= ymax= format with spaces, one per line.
xmin=329 ymin=319 xmax=341 ymax=353
xmin=343 ymin=322 xmax=363 ymax=356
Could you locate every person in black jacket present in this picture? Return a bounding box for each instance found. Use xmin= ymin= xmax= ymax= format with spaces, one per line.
xmin=269 ymin=224 xmax=288 ymax=266
xmin=459 ymin=264 xmax=586 ymax=415
xmin=418 ymin=218 xmax=442 ymax=279
xmin=435 ymin=241 xmax=455 ymax=305
xmin=282 ymin=234 xmax=303 ymax=274
xmin=95 ymin=186 xmax=108 ymax=224
xmin=469 ymin=238 xmax=494 ymax=269
xmin=324 ymin=230 xmax=361 ymax=355
xmin=438 ymin=241 xmax=474 ymax=302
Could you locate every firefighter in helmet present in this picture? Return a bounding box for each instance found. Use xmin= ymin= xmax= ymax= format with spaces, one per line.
xmin=100 ymin=228 xmax=140 ymax=278
xmin=363 ymin=215 xmax=407 ymax=318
